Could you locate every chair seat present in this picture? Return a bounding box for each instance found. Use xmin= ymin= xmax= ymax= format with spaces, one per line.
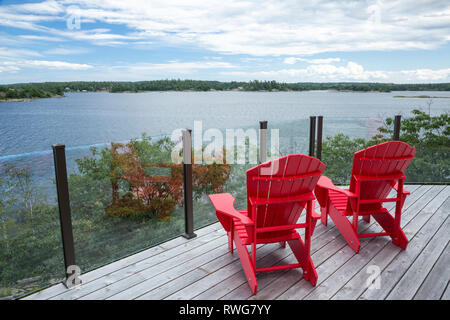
xmin=328 ymin=189 xmax=385 ymax=216
xmin=233 ymin=210 xmax=300 ymax=245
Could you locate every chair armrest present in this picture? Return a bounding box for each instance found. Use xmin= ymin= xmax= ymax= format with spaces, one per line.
xmin=393 ymin=182 xmax=410 ymax=196
xmin=316 ymin=176 xmax=358 ymax=198
xmin=208 ymin=193 xmax=254 ymax=226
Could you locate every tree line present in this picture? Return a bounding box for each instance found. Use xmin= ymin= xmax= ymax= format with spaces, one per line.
xmin=1 ymin=80 xmax=450 ymax=100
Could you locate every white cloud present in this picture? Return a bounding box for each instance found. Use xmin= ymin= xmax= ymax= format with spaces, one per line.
xmin=221 ymin=61 xmax=450 ymax=83
xmin=45 ymin=47 xmax=90 ymax=55
xmin=0 ymin=62 xmax=21 ymax=73
xmin=0 ymin=59 xmax=93 ymax=72
xmin=0 ymin=47 xmax=42 ymax=58
xmin=22 ymin=60 xmax=93 ymax=70
xmin=0 ymin=1 xmax=449 ymax=83
xmin=284 ymin=57 xmax=341 ymax=65
xmin=1 ymin=0 xmax=449 ymax=55
xmin=400 ymin=68 xmax=450 ymax=81
xmin=19 ymin=35 xmax=66 ymax=42
xmin=107 ymin=61 xmax=238 ymax=77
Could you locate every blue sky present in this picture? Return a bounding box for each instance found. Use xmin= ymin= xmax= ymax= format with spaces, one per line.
xmin=0 ymin=0 xmax=450 ymax=84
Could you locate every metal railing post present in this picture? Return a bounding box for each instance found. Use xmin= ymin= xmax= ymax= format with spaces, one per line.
xmin=259 ymin=121 xmax=267 ymax=164
xmin=316 ymin=116 xmax=323 ymax=161
xmin=52 ymin=144 xmax=80 ymax=287
xmin=309 ymin=116 xmax=316 ymax=157
xmin=393 ymin=115 xmax=401 ymax=141
xmin=182 ymin=129 xmax=196 ymax=239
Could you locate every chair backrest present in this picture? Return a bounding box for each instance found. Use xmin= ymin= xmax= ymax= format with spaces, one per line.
xmin=246 ymin=154 xmax=325 ymax=229
xmin=349 ymin=141 xmax=416 ymax=209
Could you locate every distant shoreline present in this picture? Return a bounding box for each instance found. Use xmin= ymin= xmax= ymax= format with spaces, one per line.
xmin=1 ymin=79 xmax=450 ymax=102
xmin=394 ymin=95 xmax=450 ymax=99
xmin=3 ymin=90 xmax=450 ymax=103
xmin=0 ymin=95 xmax=63 ymax=103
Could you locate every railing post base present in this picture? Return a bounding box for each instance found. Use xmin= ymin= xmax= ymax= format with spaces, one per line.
xmin=182 ymin=232 xmax=197 ymax=240
xmin=62 ymin=278 xmax=82 ymax=289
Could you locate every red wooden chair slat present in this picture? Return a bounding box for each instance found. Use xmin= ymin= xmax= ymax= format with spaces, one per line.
xmin=209 ymin=154 xmax=325 ymax=295
xmin=315 ymin=141 xmax=416 ymax=253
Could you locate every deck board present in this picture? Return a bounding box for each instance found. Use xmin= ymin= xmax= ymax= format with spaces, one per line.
xmin=23 ymin=185 xmax=449 ymax=300
xmin=414 ymin=242 xmax=450 ymax=300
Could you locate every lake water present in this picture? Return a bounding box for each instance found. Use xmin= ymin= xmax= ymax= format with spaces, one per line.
xmin=0 ymin=90 xmax=449 ymax=197
xmin=1 ymin=90 xmax=449 ymax=157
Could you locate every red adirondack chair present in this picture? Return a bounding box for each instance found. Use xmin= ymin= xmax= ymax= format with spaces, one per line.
xmin=314 ymin=141 xmax=416 ymax=253
xmin=209 ymin=154 xmax=325 ymax=295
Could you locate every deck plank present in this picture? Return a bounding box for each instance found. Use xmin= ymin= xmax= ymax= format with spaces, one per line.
xmin=23 ymin=184 xmax=447 ymax=301
xmin=276 ymin=185 xmax=440 ymax=300
xmin=387 ymin=197 xmax=450 ymax=299
xmin=413 ymin=242 xmax=450 ymax=300
xmin=308 ymin=185 xmax=448 ymax=300
xmin=49 ymin=227 xmax=226 ymax=300
xmin=360 ymin=196 xmax=450 ymax=300
xmin=76 ymin=233 xmax=229 ymax=300
xmin=441 ymin=284 xmax=450 ymax=300
xmin=159 ymin=202 xmax=325 ymax=300
xmin=222 ymin=191 xmax=393 ymax=300
xmin=198 ymin=226 xmax=342 ymax=300
xmin=331 ymin=185 xmax=446 ymax=300
xmin=219 ymin=227 xmax=342 ymax=300
xmin=22 ymin=222 xmax=222 ymax=300
xmin=164 ymin=244 xmax=277 ymax=300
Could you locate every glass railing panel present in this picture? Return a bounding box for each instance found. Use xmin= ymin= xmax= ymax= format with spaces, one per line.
xmin=321 ymin=116 xmax=380 ymax=185
xmin=0 ymin=151 xmax=64 ymax=299
xmin=405 ymin=143 xmax=450 ymax=184
xmin=67 ymin=133 xmax=184 ymax=275
xmin=275 ymin=118 xmax=310 ymax=156
xmin=320 ymin=112 xmax=449 ymax=184
xmin=388 ymin=111 xmax=449 ymax=184
xmin=192 ymin=125 xmax=258 ymax=229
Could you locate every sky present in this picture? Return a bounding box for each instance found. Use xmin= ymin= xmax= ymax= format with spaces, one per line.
xmin=0 ymin=0 xmax=450 ymax=84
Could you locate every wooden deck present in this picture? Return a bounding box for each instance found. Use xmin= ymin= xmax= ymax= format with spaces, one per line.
xmin=24 ymin=185 xmax=449 ymax=300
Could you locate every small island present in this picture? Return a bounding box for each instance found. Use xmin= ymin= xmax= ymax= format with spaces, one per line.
xmin=394 ymin=95 xmax=450 ymax=99
xmin=0 ymin=86 xmax=63 ymax=102
xmin=1 ymin=80 xmax=450 ymax=101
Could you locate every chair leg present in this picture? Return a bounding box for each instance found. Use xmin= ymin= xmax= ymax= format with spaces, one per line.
xmin=287 ymin=238 xmax=318 ymax=286
xmin=320 ymin=202 xmax=328 ymax=226
xmin=234 ymin=230 xmax=257 ymax=294
xmin=328 ymin=203 xmax=361 ymax=253
xmin=372 ymin=210 xmax=408 ymax=250
xmin=228 ymin=231 xmax=233 ymax=253
xmin=363 ymin=215 xmax=370 ymax=223
xmin=280 ymin=241 xmax=286 ymax=248
xmin=311 ymin=218 xmax=318 ymax=235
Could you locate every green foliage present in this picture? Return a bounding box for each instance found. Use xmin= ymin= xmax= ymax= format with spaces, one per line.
xmin=322 ymin=109 xmax=450 ymax=184
xmin=2 ymin=81 xmax=450 ymax=98
xmin=321 ymin=134 xmax=367 ymax=184
xmin=0 ymin=166 xmax=64 ymax=298
xmin=0 ymin=87 xmax=57 ymax=100
xmin=369 ymin=110 xmax=450 ymax=183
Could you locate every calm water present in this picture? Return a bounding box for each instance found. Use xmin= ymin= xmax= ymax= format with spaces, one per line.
xmin=0 ymin=90 xmax=449 ymax=197
xmin=1 ymin=90 xmax=449 ymax=157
